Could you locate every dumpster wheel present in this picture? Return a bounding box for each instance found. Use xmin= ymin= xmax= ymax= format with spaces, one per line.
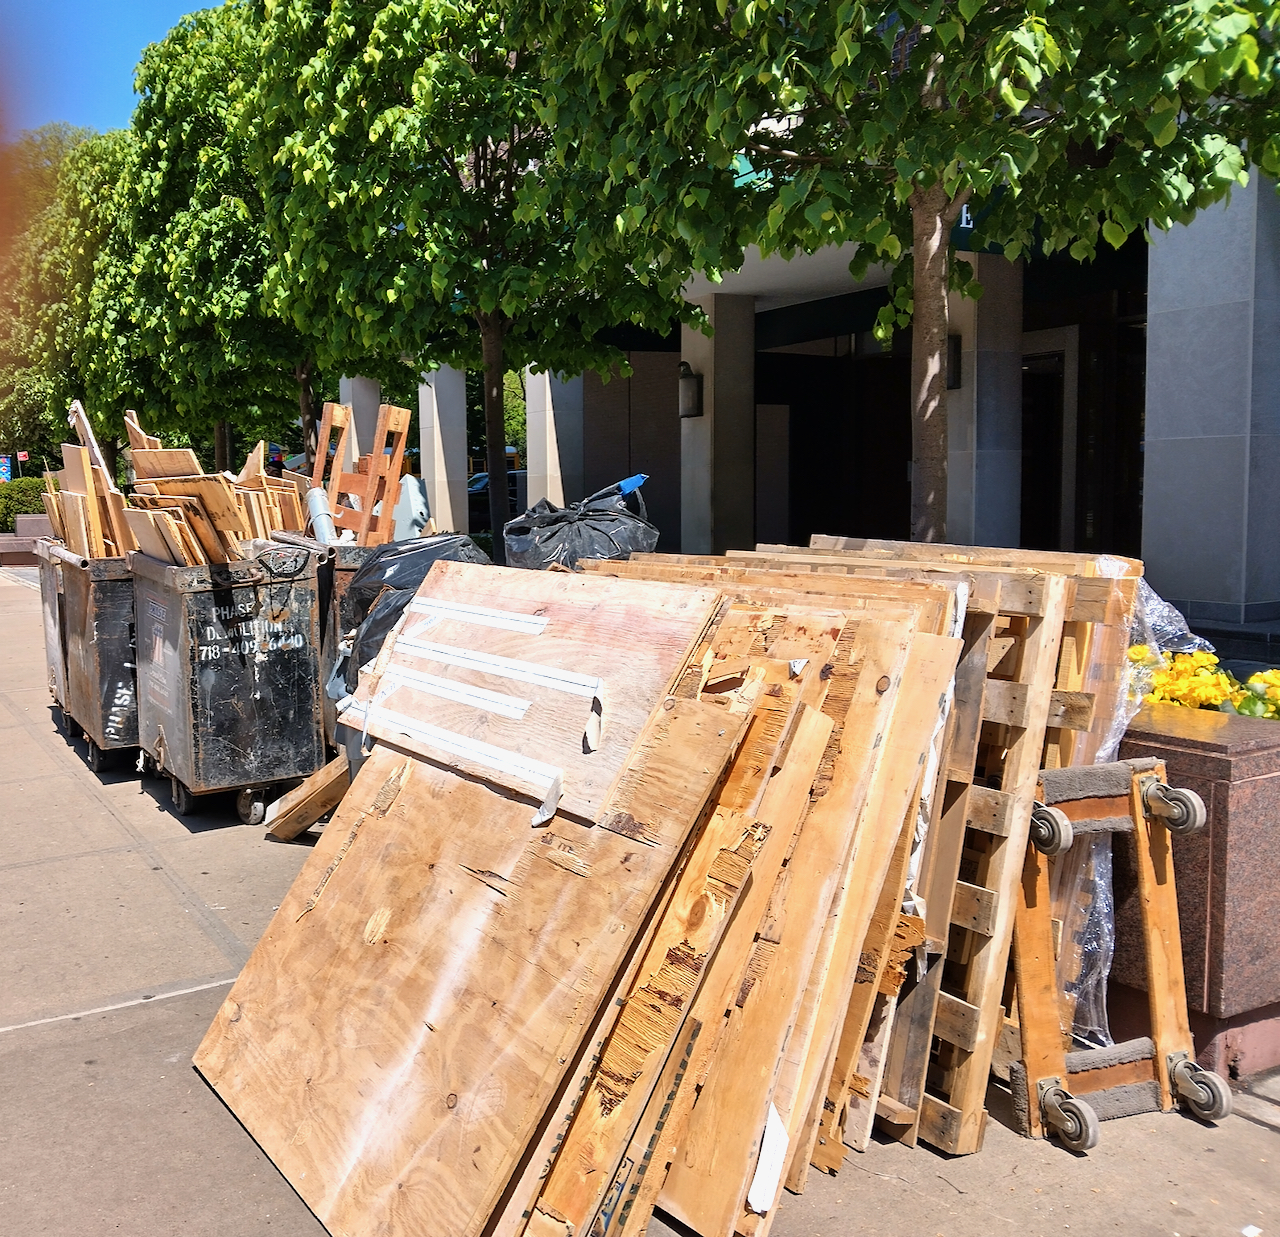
xmin=237 ymin=789 xmax=267 ymax=826
xmin=170 ymin=777 xmax=197 ymax=817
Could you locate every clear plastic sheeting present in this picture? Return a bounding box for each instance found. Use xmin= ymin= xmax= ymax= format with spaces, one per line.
xmin=1050 ymin=832 xmax=1116 ymax=1048
xmin=1096 ymin=579 xmax=1213 ymax=764
xmin=1047 ymin=580 xmax=1207 ymax=1049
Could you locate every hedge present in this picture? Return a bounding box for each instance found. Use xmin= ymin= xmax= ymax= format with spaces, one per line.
xmin=0 ymin=476 xmax=50 ymax=533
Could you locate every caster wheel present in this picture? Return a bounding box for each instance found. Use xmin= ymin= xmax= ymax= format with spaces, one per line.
xmin=138 ymin=751 xmax=158 ymax=777
xmin=60 ymin=708 xmax=82 ymax=740
xmin=170 ymin=777 xmax=198 ymax=817
xmin=1052 ymin=1096 xmax=1100 ymax=1152
xmin=1178 ymin=1065 xmax=1233 ymax=1122
xmin=1147 ymin=784 xmax=1207 ymax=836
xmin=236 ymin=788 xmax=266 ymax=826
xmin=86 ymin=737 xmax=108 ymax=774
xmin=1030 ymin=804 xmax=1074 ymax=856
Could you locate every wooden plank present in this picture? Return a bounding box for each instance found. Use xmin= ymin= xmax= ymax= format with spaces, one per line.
xmin=810 ymin=808 xmax=918 ymax=1175
xmin=159 ymin=510 xmax=203 ymax=566
xmin=265 ymin=755 xmax=351 ymax=841
xmin=842 ymin=991 xmax=898 ymax=1151
xmin=122 ymin=508 xmax=177 ymax=564
xmin=196 ymin=685 xmax=744 ymax=1237
xmin=41 ymin=491 xmax=66 ymax=541
xmin=131 ymin=448 xmax=203 ymax=480
xmin=99 ymin=480 xmax=136 ymax=554
xmin=148 ymin=475 xmax=249 ymax=539
xmin=963 ymin=786 xmax=1019 ymax=838
xmin=950 ymin=881 xmax=998 ymax=937
xmin=875 ymin=1094 xmax=915 ymax=1125
xmin=592 ymin=702 xmax=836 ymax=1237
xmin=129 ymin=494 xmax=228 ymax=564
xmin=528 ymin=807 xmax=770 ymax=1236
xmin=497 ymin=689 xmax=836 ymax=1237
xmin=339 ymin=564 xmax=722 ymax=824
xmin=752 ymin=633 xmax=961 ymax=1229
xmin=123 ymin=411 xmax=152 ymax=453
xmin=67 ymin=399 xmax=110 ymax=473
xmin=1130 ymin=763 xmax=1192 ymax=1111
xmin=917 ymin=1095 xmax=969 ymax=1151
xmin=59 ymin=492 xmax=90 ymax=558
xmin=1069 ymin=1055 xmax=1158 ymax=1096
xmin=658 ymin=620 xmax=915 ymax=1237
xmin=933 ymin=992 xmax=980 ymax=1053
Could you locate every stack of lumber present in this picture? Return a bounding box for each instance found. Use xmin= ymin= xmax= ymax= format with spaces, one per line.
xmin=41 ymin=402 xmax=137 ymax=560
xmin=193 ymin=558 xmax=967 ymax=1237
xmin=122 ymin=413 xmax=306 ymax=566
xmin=580 ymin=538 xmax=1140 ymax=1172
xmin=45 ymin=404 xmax=308 ymax=565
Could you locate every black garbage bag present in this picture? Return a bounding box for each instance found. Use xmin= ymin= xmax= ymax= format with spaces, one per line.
xmin=503 ymin=474 xmax=659 ymax=570
xmin=344 ymin=534 xmax=490 ymax=690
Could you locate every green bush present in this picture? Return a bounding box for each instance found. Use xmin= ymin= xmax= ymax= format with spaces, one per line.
xmin=0 ymin=476 xmax=50 ymax=533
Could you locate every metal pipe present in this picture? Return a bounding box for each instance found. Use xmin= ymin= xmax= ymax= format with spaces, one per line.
xmin=305 ymin=487 xmax=340 ymax=546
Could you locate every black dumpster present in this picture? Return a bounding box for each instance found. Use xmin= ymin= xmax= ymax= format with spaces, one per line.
xmin=35 ymin=538 xmax=138 ymax=771
xmin=130 ymin=543 xmax=327 ymax=823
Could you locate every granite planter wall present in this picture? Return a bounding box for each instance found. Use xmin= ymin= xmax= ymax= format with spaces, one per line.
xmin=1112 ymin=703 xmax=1280 ymax=1078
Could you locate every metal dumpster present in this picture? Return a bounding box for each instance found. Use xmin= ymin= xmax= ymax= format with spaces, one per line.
xmin=130 ymin=543 xmax=327 ymax=823
xmin=35 ymin=538 xmax=138 ymax=771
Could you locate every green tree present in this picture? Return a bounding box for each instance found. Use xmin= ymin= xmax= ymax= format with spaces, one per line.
xmin=530 ymin=0 xmax=1280 ymax=540
xmin=106 ymin=2 xmax=338 ymax=467
xmin=0 ymin=124 xmax=94 ymax=465
xmin=241 ymin=0 xmax=694 ymax=560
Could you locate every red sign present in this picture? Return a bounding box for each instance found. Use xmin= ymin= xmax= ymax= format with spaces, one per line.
xmin=16 ymin=451 xmax=28 ymax=461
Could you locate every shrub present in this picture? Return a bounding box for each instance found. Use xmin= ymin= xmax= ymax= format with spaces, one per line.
xmin=0 ymin=476 xmax=50 ymax=533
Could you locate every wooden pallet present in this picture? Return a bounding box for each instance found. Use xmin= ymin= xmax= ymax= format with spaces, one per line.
xmin=313 ymin=400 xmax=411 ymax=545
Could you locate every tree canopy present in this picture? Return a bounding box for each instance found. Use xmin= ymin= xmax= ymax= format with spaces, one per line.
xmin=527 ymin=0 xmax=1280 ymax=538
xmin=240 ymin=0 xmax=697 ymax=553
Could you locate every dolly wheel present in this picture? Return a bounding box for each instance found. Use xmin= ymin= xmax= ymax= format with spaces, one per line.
xmin=60 ymin=707 xmax=83 ymax=740
xmin=1030 ymin=804 xmax=1074 ymax=855
xmin=170 ymin=777 xmax=197 ymax=817
xmin=1174 ymin=1060 xmax=1233 ymax=1122
xmin=237 ymin=789 xmax=266 ymax=826
xmin=1144 ymin=783 xmax=1207 ymax=835
xmin=86 ymin=737 xmax=108 ymax=774
xmin=1052 ymin=1095 xmax=1100 ymax=1152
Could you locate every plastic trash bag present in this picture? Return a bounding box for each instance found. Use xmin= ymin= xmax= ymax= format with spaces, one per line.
xmin=503 ymin=474 xmax=659 ymax=570
xmin=343 ymin=534 xmax=490 ymax=691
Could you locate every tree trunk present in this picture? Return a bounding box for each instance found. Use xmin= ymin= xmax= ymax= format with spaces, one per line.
xmin=478 ymin=312 xmax=510 ymax=565
xmin=907 ymin=181 xmax=970 ymax=543
xmin=296 ymin=359 xmax=318 ymax=467
xmin=100 ymin=436 xmax=120 ymax=489
xmin=213 ymin=419 xmax=232 ymax=474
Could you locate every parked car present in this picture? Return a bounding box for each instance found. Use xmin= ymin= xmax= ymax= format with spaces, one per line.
xmin=468 ymin=469 xmax=528 ymax=532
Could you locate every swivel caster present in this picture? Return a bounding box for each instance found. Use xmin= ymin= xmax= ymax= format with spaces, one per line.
xmin=85 ymin=737 xmax=108 ymax=774
xmin=1038 ymin=1078 xmax=1099 ymax=1152
xmin=1170 ymin=1053 xmax=1233 ymax=1122
xmin=1030 ymin=803 xmax=1074 ymax=855
xmin=170 ymin=777 xmax=198 ymax=817
xmin=60 ymin=707 xmax=82 ymax=740
xmin=236 ymin=788 xmax=267 ymax=826
xmin=137 ymin=750 xmax=158 ymax=777
xmin=1141 ymin=779 xmax=1206 ymax=835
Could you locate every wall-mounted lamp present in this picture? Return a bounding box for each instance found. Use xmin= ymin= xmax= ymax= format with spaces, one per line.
xmin=678 ymin=361 xmax=704 ymax=418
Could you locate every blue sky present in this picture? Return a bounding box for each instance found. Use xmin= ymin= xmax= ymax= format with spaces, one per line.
xmin=1 ymin=0 xmax=198 ymax=137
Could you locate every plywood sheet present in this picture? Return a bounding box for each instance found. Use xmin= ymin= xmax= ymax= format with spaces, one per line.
xmin=195 ymin=692 xmax=742 ymax=1237
xmin=339 ymin=563 xmax=720 ymax=823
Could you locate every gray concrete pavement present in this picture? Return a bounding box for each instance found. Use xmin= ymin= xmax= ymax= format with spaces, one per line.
xmin=1 ymin=565 xmax=1277 ymax=1237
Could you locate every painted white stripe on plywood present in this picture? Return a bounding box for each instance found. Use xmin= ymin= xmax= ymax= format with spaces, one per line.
xmin=407 ymin=597 xmax=549 ymax=634
xmin=339 ymin=699 xmax=564 ymax=825
xmin=395 ymin=636 xmax=604 ymax=699
xmin=382 ymin=664 xmax=531 ymax=720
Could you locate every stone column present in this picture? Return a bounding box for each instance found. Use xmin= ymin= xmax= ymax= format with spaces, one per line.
xmin=681 ymin=295 xmax=756 ymax=553
xmin=525 ymin=370 xmax=584 ymax=507
xmin=946 ymin=254 xmax=1024 ymax=546
xmin=338 ymin=375 xmax=381 ymax=469
xmin=418 ymin=366 xmax=469 ymax=533
xmin=1143 ymin=177 xmax=1280 ymax=623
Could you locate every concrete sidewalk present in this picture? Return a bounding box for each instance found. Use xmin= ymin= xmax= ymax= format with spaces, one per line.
xmin=1 ymin=565 xmax=1277 ymax=1236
